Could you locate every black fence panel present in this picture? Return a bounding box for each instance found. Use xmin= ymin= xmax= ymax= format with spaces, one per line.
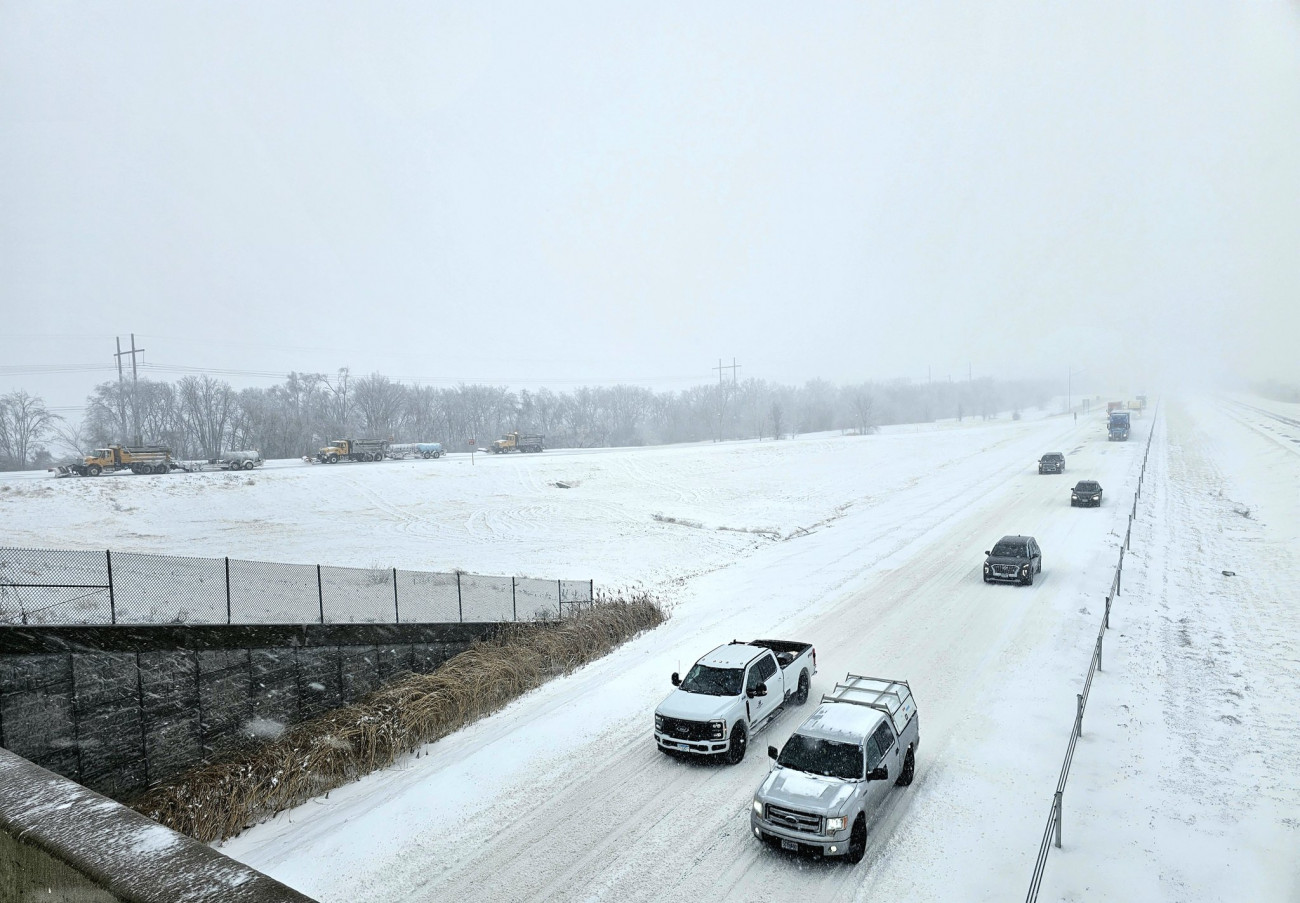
xmin=110 ymin=552 xmax=226 ymax=625
xmin=0 ymin=547 xmax=591 ymax=627
xmin=227 ymin=558 xmax=321 ymax=624
xmin=515 ymin=578 xmax=560 ymax=621
xmin=395 ymin=570 xmax=461 ymax=623
xmin=559 ymin=579 xmax=595 ymax=618
xmin=320 ymin=565 xmax=395 ymax=624
xmin=459 ymin=574 xmax=514 ymax=622
xmin=0 ymin=548 xmax=111 ymax=625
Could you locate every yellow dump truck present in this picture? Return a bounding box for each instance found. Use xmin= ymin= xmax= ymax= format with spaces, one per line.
xmin=316 ymin=438 xmax=390 ymax=463
xmin=54 ymin=445 xmax=174 ymax=477
xmin=490 ymin=432 xmax=545 ymax=454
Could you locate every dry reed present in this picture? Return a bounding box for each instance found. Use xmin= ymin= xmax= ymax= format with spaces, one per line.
xmin=132 ymin=593 xmax=665 ymax=843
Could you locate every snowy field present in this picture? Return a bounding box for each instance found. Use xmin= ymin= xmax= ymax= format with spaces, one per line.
xmin=3 ymin=398 xmax=1298 ymax=901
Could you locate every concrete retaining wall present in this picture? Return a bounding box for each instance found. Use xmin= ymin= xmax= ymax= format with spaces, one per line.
xmin=0 ymin=622 xmax=496 ymax=801
xmin=0 ymin=745 xmax=316 ymax=902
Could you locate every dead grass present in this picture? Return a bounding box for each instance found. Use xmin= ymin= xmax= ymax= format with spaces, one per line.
xmin=132 ymin=592 xmax=665 ymax=843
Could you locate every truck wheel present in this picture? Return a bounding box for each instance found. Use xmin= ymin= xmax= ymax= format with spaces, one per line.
xmin=243 ymin=460 xmax=255 ymax=470
xmin=795 ymin=670 xmax=810 ymax=705
xmin=327 ymin=454 xmax=338 ymax=464
xmin=155 ymin=464 xmax=168 ymax=475
xmin=895 ymin=746 xmax=915 ymax=786
xmin=87 ymin=465 xmax=102 ymax=477
xmin=845 ymin=815 xmax=867 ymax=864
xmin=724 ymin=723 xmax=748 ymax=765
xmin=1024 ymin=570 xmax=1034 ymax=587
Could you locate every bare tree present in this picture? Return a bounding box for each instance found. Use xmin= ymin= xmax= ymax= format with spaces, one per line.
xmin=769 ymin=400 xmax=784 ymax=440
xmin=0 ymin=391 xmax=61 ymax=469
xmin=353 ymin=373 xmax=406 ymax=438
xmin=178 ymin=375 xmax=235 ymax=459
xmin=845 ymin=385 xmax=878 ymax=435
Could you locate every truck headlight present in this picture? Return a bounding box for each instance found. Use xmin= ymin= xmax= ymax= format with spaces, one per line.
xmin=654 ymin=714 xmax=664 ymax=732
xmin=1072 ymin=494 xmax=1078 ymax=499
xmin=825 ymin=816 xmax=847 ymax=832
xmin=983 ymin=563 xmax=990 ymax=573
xmin=752 ymin=799 xmax=763 ymax=816
xmin=1021 ymin=564 xmax=1029 ymax=574
xmin=709 ymin=720 xmax=726 ymax=740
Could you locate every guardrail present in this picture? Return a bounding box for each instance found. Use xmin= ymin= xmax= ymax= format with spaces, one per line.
xmin=1025 ymin=401 xmax=1159 ymax=902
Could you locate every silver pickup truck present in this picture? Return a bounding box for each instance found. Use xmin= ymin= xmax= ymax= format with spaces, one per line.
xmin=654 ymin=639 xmax=817 ymax=764
xmin=751 ymin=674 xmax=919 ymax=863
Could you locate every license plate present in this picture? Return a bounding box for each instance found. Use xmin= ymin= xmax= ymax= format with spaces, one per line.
xmin=781 ymin=839 xmax=798 ymax=851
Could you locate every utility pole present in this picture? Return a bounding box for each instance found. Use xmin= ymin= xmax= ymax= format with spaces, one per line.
xmin=114 ymin=335 xmax=146 ymax=445
xmin=713 ymin=358 xmax=740 ymax=386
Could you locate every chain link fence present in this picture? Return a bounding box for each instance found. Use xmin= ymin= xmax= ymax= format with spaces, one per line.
xmin=0 ymin=547 xmax=593 ymax=627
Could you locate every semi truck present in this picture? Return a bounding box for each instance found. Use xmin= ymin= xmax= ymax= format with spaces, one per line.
xmin=491 ymin=432 xmax=544 ymax=454
xmin=1107 ymin=411 xmax=1131 ymax=441
xmin=315 ymin=438 xmax=390 ymax=463
xmin=53 ymin=445 xmax=174 ymax=477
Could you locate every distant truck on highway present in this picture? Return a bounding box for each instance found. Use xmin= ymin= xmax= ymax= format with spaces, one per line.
xmin=654 ymin=639 xmax=817 ymax=764
xmin=316 ymin=438 xmax=389 ymax=463
xmin=1108 ymin=411 xmax=1131 ymax=441
xmin=491 ymin=432 xmax=544 ymax=454
xmin=751 ymin=674 xmax=919 ymax=863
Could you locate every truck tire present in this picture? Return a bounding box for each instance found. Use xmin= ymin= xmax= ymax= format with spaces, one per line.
xmin=895 ymin=746 xmax=915 ymax=786
xmin=1023 ymin=569 xmax=1034 ymax=587
xmin=846 ymin=814 xmax=867 ymax=864
xmin=243 ymin=460 xmax=255 ymax=470
xmin=724 ymin=723 xmax=748 ymax=765
xmin=87 ymin=464 xmax=102 ymax=477
xmin=795 ymin=670 xmax=810 ymax=705
xmin=327 ymin=454 xmax=339 ymax=464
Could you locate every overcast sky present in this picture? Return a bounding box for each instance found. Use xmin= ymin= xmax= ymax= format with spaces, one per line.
xmin=3 ymin=1 xmax=1298 ymax=413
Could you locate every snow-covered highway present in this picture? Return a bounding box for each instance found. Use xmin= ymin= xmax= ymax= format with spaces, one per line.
xmin=6 ymin=399 xmax=1297 ymax=901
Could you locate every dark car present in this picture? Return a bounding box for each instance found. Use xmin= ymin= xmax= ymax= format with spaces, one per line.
xmin=1038 ymin=453 xmax=1065 ymax=474
xmin=1071 ymin=480 xmax=1103 ymax=507
xmin=983 ymin=535 xmax=1042 ymax=586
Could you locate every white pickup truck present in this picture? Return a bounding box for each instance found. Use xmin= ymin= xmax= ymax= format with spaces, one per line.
xmin=751 ymin=674 xmax=919 ymax=863
xmin=654 ymin=639 xmax=817 ymax=764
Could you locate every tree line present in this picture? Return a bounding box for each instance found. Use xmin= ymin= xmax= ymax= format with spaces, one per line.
xmin=0 ymin=370 xmax=1054 ymax=470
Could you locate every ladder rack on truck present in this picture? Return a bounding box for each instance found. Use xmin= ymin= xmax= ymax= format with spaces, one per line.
xmin=820 ymin=674 xmax=918 ymax=734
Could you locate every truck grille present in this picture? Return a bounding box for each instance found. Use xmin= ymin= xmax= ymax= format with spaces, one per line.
xmin=765 ymin=804 xmax=821 ymax=834
xmin=992 ymin=564 xmax=1019 ymax=578
xmin=659 ymin=717 xmax=713 ymax=742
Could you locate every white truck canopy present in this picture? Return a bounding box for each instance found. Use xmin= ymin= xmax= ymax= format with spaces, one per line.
xmin=820 ymin=674 xmax=917 ymax=736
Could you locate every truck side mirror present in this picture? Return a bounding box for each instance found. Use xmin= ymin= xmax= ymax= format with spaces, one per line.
xmin=768 ymin=745 xmax=778 ymax=760
xmin=755 ymin=682 xmax=768 ymax=697
xmin=671 ymin=672 xmax=680 ymax=686
xmin=867 ymin=766 xmax=889 ymax=782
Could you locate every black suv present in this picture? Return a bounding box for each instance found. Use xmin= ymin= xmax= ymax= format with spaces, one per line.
xmin=1038 ymin=453 xmax=1065 ymax=474
xmin=1071 ymin=481 xmax=1103 ymax=507
xmin=983 ymin=535 xmax=1043 ymax=586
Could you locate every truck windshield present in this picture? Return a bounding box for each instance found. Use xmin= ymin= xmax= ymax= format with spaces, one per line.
xmin=777 ymin=734 xmax=863 ymax=780
xmin=679 ymin=664 xmax=743 ymax=696
xmin=992 ymin=542 xmax=1026 ymax=557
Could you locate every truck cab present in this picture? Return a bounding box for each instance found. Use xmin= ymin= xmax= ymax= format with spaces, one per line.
xmin=654 ymin=640 xmax=816 ymax=764
xmin=751 ymin=675 xmax=919 ymax=864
